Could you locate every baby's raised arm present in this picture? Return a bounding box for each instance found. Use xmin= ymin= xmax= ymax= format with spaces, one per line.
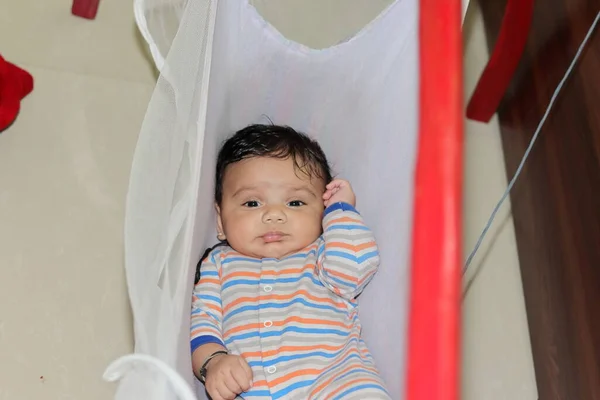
xmin=316 ymin=180 xmax=380 ymax=300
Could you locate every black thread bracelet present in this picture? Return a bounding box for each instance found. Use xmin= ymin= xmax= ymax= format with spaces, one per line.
xmin=199 ymin=350 xmax=228 ymax=383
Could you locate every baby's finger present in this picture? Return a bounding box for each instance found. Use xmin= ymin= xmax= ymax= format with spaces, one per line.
xmin=206 ymin=385 xmax=224 ymax=400
xmin=231 ymin=365 xmax=252 ymax=391
xmin=216 ymin=382 xmax=237 ymax=400
xmin=330 ymin=178 xmax=349 ymax=187
xmin=225 ymin=370 xmax=243 ymax=394
xmin=238 ymin=357 xmax=254 ymax=386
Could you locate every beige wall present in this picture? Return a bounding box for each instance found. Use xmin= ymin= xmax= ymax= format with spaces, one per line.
xmin=0 ymin=0 xmax=535 ymax=399
xmin=461 ymin=2 xmax=537 ymax=399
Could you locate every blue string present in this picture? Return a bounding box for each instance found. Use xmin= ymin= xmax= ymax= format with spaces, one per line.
xmin=463 ymin=11 xmax=600 ymax=275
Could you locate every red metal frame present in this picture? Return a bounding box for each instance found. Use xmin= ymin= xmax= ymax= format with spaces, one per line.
xmin=466 ymin=0 xmax=535 ymax=122
xmin=72 ymin=0 xmax=101 ymax=20
xmin=406 ymin=0 xmax=463 ymax=399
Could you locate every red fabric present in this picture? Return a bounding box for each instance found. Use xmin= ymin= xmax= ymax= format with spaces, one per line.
xmin=406 ymin=0 xmax=463 ymax=399
xmin=0 ymin=55 xmax=34 ymax=133
xmin=466 ymin=0 xmax=535 ymax=122
xmin=72 ymin=0 xmax=101 ymax=20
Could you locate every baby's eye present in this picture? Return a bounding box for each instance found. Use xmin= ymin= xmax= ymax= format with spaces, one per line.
xmin=243 ymin=200 xmax=260 ymax=208
xmin=288 ymin=200 xmax=306 ymax=207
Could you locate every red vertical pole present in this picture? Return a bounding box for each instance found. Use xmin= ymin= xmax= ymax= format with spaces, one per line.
xmin=406 ymin=0 xmax=463 ymax=399
xmin=72 ymin=0 xmax=101 ymax=20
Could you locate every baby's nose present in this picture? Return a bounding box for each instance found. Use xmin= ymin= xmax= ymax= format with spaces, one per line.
xmin=262 ymin=207 xmax=287 ymax=223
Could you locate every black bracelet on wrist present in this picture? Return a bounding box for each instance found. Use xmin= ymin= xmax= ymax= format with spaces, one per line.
xmin=199 ymin=350 xmax=228 ymax=383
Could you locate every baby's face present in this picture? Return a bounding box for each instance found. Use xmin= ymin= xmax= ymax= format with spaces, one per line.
xmin=217 ymin=157 xmax=325 ymax=259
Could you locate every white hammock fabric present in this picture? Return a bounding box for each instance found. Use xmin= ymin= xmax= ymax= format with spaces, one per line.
xmin=106 ymin=1 xmax=419 ymax=399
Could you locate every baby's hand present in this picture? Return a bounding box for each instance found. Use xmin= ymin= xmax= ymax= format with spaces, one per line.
xmin=205 ymin=354 xmax=253 ymax=400
xmin=323 ymin=179 xmax=356 ymax=208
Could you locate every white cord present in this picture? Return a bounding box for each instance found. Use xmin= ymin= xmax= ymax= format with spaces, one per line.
xmin=463 ymin=11 xmax=600 ymax=274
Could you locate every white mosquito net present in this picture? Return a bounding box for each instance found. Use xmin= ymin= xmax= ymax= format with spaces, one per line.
xmin=104 ymin=1 xmax=420 ymax=399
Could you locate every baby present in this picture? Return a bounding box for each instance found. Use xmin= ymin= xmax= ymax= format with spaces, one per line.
xmin=191 ymin=124 xmax=390 ymax=400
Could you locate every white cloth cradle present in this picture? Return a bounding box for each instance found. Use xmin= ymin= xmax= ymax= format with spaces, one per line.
xmin=103 ymin=1 xmax=464 ymax=399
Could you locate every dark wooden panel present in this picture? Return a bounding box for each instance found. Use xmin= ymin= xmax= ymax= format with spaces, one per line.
xmin=478 ymin=1 xmax=600 ymax=399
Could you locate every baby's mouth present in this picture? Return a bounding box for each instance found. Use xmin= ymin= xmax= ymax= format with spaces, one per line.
xmin=262 ymin=231 xmax=287 ymax=243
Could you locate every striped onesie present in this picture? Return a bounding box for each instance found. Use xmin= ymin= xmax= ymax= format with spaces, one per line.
xmin=191 ymin=202 xmax=390 ymax=399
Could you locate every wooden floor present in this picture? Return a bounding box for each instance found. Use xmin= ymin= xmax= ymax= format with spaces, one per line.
xmin=478 ymin=1 xmax=600 ymax=399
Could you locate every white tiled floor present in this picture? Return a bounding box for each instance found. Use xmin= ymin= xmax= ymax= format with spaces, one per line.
xmin=0 ymin=0 xmax=536 ymax=399
xmin=0 ymin=70 xmax=153 ymax=400
xmin=0 ymin=1 xmax=154 ymax=398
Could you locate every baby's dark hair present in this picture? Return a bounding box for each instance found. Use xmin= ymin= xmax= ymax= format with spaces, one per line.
xmin=215 ymin=124 xmax=333 ymax=204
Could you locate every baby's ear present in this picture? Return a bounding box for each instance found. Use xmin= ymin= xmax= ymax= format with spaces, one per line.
xmin=215 ymin=203 xmax=224 ymax=234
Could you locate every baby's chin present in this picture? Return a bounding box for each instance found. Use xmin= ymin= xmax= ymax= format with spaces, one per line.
xmin=253 ymin=247 xmax=301 ymax=260
xmin=231 ymin=242 xmax=309 ymax=260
